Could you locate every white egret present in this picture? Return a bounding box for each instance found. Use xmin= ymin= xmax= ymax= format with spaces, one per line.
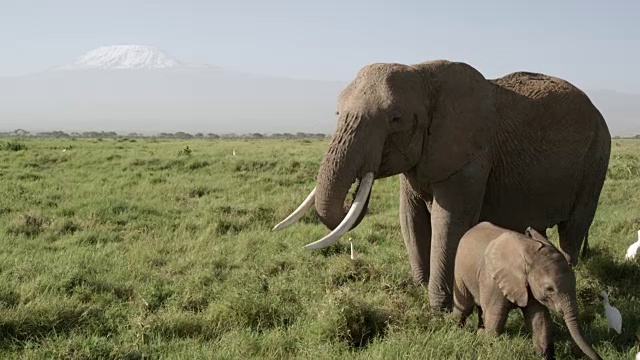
xmin=625 ymin=230 xmax=640 ymax=260
xmin=349 ymin=237 xmax=356 ymax=260
xmin=599 ymin=291 xmax=622 ymax=334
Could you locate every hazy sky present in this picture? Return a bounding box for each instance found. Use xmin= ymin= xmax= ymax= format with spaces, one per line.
xmin=2 ymin=0 xmax=639 ymax=92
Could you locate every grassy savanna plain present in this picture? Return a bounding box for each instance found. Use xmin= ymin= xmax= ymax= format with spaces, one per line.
xmin=0 ymin=137 xmax=639 ymax=359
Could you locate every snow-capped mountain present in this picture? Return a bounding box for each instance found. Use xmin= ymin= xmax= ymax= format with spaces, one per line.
xmin=58 ymin=45 xmax=199 ymax=70
xmin=0 ymin=44 xmax=346 ymax=134
xmin=0 ymin=44 xmax=637 ymax=136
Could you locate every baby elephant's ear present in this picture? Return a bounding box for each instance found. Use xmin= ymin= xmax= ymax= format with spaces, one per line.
xmin=524 ymin=226 xmax=572 ymax=264
xmin=525 ymin=227 xmax=546 ymax=240
xmin=484 ymin=234 xmax=529 ymax=307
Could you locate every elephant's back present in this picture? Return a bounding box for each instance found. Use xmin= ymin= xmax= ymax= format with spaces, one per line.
xmin=491 ymin=71 xmax=580 ymax=99
xmin=481 ymin=72 xmax=610 ymax=231
xmin=457 ymin=222 xmax=503 ymax=258
xmin=490 ymin=71 xmax=608 ymax=134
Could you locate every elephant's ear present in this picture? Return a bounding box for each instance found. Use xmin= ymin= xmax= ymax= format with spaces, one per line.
xmin=524 ymin=227 xmax=572 ymax=265
xmin=484 ymin=234 xmax=536 ymax=307
xmin=525 ymin=227 xmax=551 ymax=245
xmin=414 ymin=61 xmax=498 ymax=183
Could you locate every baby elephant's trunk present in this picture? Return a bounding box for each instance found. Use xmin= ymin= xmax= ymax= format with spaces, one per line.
xmin=561 ymin=299 xmax=602 ymax=360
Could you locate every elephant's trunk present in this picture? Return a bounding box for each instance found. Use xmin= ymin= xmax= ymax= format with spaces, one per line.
xmin=315 ymin=116 xmax=370 ymax=230
xmin=561 ymin=298 xmax=602 ymax=360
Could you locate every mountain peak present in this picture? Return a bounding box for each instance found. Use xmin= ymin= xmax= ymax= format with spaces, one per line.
xmin=59 ymin=45 xmax=191 ymax=70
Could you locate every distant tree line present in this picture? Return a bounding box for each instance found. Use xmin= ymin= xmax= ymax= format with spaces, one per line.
xmin=4 ymin=128 xmax=640 ymax=140
xmin=612 ymin=135 xmax=640 ymax=139
xmin=0 ymin=129 xmax=331 ymax=140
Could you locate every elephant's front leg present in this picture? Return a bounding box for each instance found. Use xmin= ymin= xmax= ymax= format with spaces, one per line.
xmin=399 ymin=175 xmax=432 ymax=285
xmin=479 ymin=306 xmax=509 ymax=336
xmin=522 ymin=301 xmax=555 ymax=360
xmin=428 ymin=160 xmax=489 ymax=311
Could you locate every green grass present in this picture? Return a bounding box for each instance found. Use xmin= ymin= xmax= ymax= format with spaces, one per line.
xmin=0 ymin=136 xmax=639 ymax=359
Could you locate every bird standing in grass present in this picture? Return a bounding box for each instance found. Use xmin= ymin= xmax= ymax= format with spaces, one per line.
xmin=600 ymin=291 xmax=622 ymax=334
xmin=625 ymin=230 xmax=640 ymax=260
xmin=349 ymin=237 xmax=356 ymax=260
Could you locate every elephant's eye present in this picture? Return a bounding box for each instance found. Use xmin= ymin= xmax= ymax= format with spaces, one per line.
xmin=389 ymin=109 xmax=402 ymax=125
xmin=545 ymin=285 xmax=555 ymax=294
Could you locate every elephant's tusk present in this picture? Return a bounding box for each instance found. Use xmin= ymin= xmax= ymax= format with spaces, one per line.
xmin=303 ymin=172 xmax=374 ymax=250
xmin=272 ymin=187 xmax=316 ymax=231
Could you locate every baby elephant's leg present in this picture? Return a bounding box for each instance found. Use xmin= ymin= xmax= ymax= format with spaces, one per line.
xmin=476 ymin=305 xmax=484 ymax=329
xmin=522 ymin=300 xmax=554 ymax=359
xmin=480 ymin=305 xmax=509 ymax=335
xmin=453 ymin=281 xmax=475 ymax=328
xmin=479 ymin=288 xmax=511 ymax=335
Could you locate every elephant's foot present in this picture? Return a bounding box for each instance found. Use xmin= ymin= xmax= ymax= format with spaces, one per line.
xmin=430 ymin=299 xmax=452 ymax=312
xmin=452 ymin=308 xmax=464 ymax=327
xmin=411 ymin=269 xmax=429 ymax=286
xmin=541 ymin=344 xmax=555 ymax=360
xmin=430 ymin=300 xmax=453 ymax=312
xmin=428 ymin=283 xmax=453 ymax=312
xmin=452 ymin=306 xmax=469 ymax=328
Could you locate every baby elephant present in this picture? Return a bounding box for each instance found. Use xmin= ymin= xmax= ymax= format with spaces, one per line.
xmin=453 ymin=221 xmax=601 ymax=360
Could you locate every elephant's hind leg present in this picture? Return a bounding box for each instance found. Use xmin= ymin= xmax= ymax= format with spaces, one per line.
xmin=560 ymin=189 xmax=606 ymax=265
xmin=476 ymin=305 xmax=484 ymax=329
xmin=558 ymin=220 xmax=587 ymax=266
xmin=581 ymin=232 xmax=590 ymax=260
xmin=561 ymin=120 xmax=610 ymax=264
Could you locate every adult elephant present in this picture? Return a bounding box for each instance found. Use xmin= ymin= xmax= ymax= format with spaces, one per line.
xmin=273 ymin=60 xmax=611 ymax=311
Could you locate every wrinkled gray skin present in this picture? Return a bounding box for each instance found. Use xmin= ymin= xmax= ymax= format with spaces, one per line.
xmin=453 ymin=222 xmax=601 ymax=360
xmin=313 ymin=60 xmax=611 ymax=311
